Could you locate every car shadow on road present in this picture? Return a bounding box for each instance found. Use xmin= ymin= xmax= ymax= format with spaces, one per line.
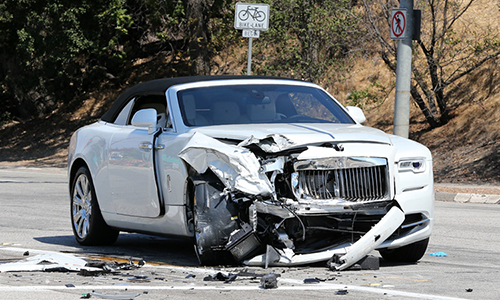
xmin=34 ymin=233 xmax=199 ymax=267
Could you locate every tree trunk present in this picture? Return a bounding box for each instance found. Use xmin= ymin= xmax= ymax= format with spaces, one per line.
xmin=410 ymin=84 xmax=439 ymax=128
xmin=185 ymin=0 xmax=211 ymax=75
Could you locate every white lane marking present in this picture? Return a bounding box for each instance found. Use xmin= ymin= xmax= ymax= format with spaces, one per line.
xmin=0 ymin=284 xmax=469 ymax=300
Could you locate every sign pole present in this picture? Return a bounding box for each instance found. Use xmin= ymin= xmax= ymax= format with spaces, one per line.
xmin=393 ymin=0 xmax=414 ymax=138
xmin=234 ymin=3 xmax=270 ymax=75
xmin=247 ymin=37 xmax=253 ymax=75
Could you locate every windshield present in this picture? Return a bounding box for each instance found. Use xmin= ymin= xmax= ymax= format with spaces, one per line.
xmin=177 ymin=84 xmax=354 ymax=126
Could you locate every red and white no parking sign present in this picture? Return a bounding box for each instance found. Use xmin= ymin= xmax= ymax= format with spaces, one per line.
xmin=391 ymin=9 xmax=407 ymax=40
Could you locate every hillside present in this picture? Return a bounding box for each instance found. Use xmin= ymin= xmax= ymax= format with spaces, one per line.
xmin=1 ymin=1 xmax=500 ymax=185
xmin=1 ymin=52 xmax=499 ymax=185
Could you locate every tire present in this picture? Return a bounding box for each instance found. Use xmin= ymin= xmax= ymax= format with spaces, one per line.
xmin=71 ymin=167 xmax=119 ymax=246
xmin=379 ymin=238 xmax=429 ymax=263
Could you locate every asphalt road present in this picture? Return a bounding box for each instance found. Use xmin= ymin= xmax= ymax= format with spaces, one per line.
xmin=0 ymin=167 xmax=499 ymax=299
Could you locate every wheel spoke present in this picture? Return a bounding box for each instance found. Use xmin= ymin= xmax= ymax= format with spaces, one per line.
xmin=72 ymin=173 xmax=92 ymax=239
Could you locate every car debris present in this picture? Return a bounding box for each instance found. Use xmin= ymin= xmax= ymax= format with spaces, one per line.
xmin=336 ymin=289 xmax=349 ymax=295
xmin=128 ymin=274 xmax=151 ymax=282
xmin=327 ymin=255 xmax=380 ymax=271
xmin=303 ymin=278 xmax=321 ymax=284
xmin=430 ymin=251 xmax=447 ymax=257
xmin=0 ymin=252 xmax=144 ymax=277
xmin=203 ymin=272 xmax=238 ymax=283
xmin=0 ymin=252 xmax=100 ymax=273
xmin=260 ymin=272 xmax=279 ymax=289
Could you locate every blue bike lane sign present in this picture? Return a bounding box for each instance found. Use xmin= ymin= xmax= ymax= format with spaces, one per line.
xmin=234 ymin=3 xmax=270 ymax=31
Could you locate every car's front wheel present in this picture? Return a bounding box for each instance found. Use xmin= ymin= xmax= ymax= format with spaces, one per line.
xmin=379 ymin=238 xmax=429 ymax=263
xmin=71 ymin=166 xmax=119 ymax=245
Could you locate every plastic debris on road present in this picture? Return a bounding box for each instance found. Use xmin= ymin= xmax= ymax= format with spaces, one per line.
xmin=429 ymin=252 xmax=447 ymax=257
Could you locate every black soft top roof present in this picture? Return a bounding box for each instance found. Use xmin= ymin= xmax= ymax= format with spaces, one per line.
xmin=100 ymin=75 xmax=301 ymax=123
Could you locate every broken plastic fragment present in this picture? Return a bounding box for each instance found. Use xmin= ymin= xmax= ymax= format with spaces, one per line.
xmin=430 ymin=252 xmax=447 ymax=257
xmin=331 ymin=206 xmax=405 ymax=271
xmin=303 ymin=278 xmax=320 ymax=284
xmin=203 ymin=272 xmax=237 ymax=283
xmin=260 ymin=273 xmax=279 ymax=289
xmin=128 ymin=274 xmax=151 ymax=282
xmin=0 ymin=252 xmax=101 ymax=273
xmin=328 ymin=255 xmax=379 ymax=271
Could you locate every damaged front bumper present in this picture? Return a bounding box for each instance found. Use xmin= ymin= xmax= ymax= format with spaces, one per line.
xmin=180 ymin=132 xmax=433 ymax=268
xmin=243 ymin=206 xmax=404 ymax=269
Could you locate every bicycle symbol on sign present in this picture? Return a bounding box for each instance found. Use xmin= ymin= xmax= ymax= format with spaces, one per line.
xmin=238 ymin=5 xmax=266 ymax=22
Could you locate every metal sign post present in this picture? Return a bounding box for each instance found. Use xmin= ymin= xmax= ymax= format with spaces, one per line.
xmin=391 ymin=2 xmax=413 ymax=138
xmin=234 ymin=3 xmax=270 ymax=75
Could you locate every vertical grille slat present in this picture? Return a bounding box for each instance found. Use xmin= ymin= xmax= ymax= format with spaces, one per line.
xmin=296 ymin=165 xmax=388 ymax=202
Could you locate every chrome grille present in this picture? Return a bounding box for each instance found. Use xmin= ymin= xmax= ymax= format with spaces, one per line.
xmin=293 ymin=165 xmax=389 ymax=202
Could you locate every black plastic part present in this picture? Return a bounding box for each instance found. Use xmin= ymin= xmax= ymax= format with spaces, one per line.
xmin=260 ymin=273 xmax=279 ymax=289
xmin=225 ymin=223 xmax=262 ymax=262
xmin=192 ymin=178 xmax=239 ymax=265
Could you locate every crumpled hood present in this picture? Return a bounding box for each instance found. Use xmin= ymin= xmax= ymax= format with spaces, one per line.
xmin=193 ymin=123 xmax=393 ymax=151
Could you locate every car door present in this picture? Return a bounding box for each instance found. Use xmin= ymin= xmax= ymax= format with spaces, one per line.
xmin=107 ymin=96 xmax=164 ymax=218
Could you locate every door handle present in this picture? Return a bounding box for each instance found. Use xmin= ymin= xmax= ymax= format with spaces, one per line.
xmin=139 ymin=142 xmax=153 ymax=150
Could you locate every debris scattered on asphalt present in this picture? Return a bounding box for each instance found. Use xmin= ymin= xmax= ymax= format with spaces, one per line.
xmin=303 ymin=278 xmax=320 ymax=284
xmin=128 ymin=274 xmax=151 ymax=282
xmin=260 ymin=273 xmax=279 ymax=289
xmin=430 ymin=252 xmax=447 ymax=257
xmin=336 ymin=289 xmax=349 ymax=295
xmin=0 ymin=252 xmax=98 ymax=273
xmin=203 ymin=272 xmax=237 ymax=283
xmin=327 ymin=255 xmax=379 ymax=271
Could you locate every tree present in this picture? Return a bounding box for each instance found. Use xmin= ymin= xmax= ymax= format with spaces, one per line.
xmin=0 ymin=0 xmax=134 ymax=121
xmin=254 ymin=0 xmax=360 ymax=84
xmin=362 ymin=0 xmax=500 ymax=128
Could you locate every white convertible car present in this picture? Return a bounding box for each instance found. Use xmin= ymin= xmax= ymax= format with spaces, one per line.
xmin=68 ymin=76 xmax=433 ymax=269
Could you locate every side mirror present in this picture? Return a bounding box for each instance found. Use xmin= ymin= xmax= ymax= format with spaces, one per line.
xmin=131 ymin=108 xmax=157 ymax=134
xmin=346 ymin=106 xmax=366 ymax=124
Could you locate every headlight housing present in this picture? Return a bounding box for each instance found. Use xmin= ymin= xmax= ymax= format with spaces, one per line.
xmin=398 ymin=159 xmax=426 ymax=173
